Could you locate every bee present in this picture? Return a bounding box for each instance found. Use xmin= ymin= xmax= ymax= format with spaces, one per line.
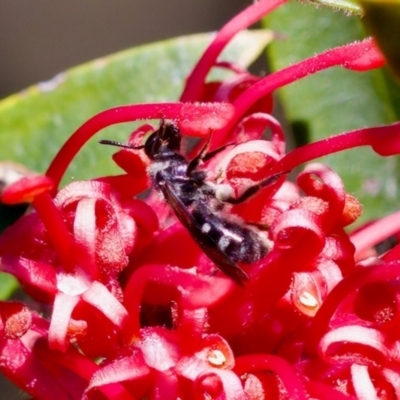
xmin=100 ymin=121 xmax=283 ymax=286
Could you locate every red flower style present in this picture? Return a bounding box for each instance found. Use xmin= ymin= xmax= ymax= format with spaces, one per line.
xmin=1 ymin=0 xmax=400 ymax=399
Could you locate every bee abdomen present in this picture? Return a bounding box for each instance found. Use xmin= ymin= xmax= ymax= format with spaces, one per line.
xmin=218 ymin=226 xmax=268 ymax=263
xmin=193 ymin=208 xmax=269 ymax=264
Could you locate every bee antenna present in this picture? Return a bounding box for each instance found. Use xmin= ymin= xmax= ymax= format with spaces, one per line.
xmin=99 ymin=139 xmax=144 ymax=150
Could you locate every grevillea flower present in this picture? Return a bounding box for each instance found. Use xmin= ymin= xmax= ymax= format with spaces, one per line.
xmin=1 ymin=0 xmax=400 ymax=399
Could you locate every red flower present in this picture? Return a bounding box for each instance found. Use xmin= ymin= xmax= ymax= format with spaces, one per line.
xmin=2 ymin=0 xmax=400 ymax=399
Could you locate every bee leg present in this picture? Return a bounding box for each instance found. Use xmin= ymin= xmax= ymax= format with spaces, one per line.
xmin=202 ymin=142 xmax=235 ymax=162
xmin=187 ymin=135 xmax=235 ymax=175
xmin=223 ymin=172 xmax=288 ymax=205
xmin=246 ymin=221 xmax=270 ymax=231
xmin=187 ymin=135 xmax=212 ymax=175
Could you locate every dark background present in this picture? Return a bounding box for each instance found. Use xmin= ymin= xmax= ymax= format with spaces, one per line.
xmin=0 ymin=0 xmax=247 ymax=99
xmin=0 ymin=1 xmax=248 ymax=397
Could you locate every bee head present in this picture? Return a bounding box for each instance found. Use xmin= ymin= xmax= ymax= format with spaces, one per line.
xmin=144 ymin=121 xmax=181 ymax=159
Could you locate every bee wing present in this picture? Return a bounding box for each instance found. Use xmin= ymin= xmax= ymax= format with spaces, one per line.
xmin=158 ymin=180 xmax=249 ymax=286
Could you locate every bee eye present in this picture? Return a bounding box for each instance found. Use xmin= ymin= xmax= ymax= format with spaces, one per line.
xmin=144 ymin=132 xmax=161 ymax=158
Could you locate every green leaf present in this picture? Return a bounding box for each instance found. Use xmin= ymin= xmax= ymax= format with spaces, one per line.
xmin=0 ymin=30 xmax=272 ymax=184
xmin=360 ymin=0 xmax=400 ymax=81
xmin=265 ymin=1 xmax=400 ymax=225
xmin=307 ymin=0 xmax=362 ymax=15
xmin=0 ymin=273 xmax=19 ymax=300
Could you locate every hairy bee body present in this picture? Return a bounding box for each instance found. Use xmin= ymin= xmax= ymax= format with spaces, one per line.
xmin=101 ymin=121 xmax=280 ymax=285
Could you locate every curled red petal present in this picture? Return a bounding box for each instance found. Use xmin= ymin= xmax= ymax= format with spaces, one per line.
xmin=177 ymin=102 xmax=234 ymax=136
xmin=46 ymin=102 xmax=234 ymax=189
xmin=213 ymin=73 xmax=274 ymax=117
xmin=213 ymin=60 xmax=248 ymax=74
xmin=383 ymin=242 xmax=400 ymax=263
xmin=381 ymin=365 xmax=400 ymax=398
xmin=307 ymin=261 xmax=400 ymax=356
xmin=95 ymin=174 xmax=150 ymax=198
xmin=71 ymin=301 xmax=122 ymax=359
xmin=131 ymin=223 xmax=202 ymax=268
xmin=81 ymin=281 xmax=131 ymax=331
xmin=73 ymin=197 xmax=99 ymax=278
xmin=33 ymin=338 xmax=137 ymax=400
xmin=0 ymin=256 xmax=57 ymax=302
xmin=297 ymin=164 xmax=345 ymax=220
xmin=321 ymin=235 xmax=355 ymax=276
xmin=56 ymin=180 xmax=136 ymax=275
xmin=272 ymin=208 xmax=325 ymax=261
xmin=94 ymin=199 xmax=131 ymax=275
xmin=137 ymin=327 xmax=181 ymax=371
xmin=33 ymin=192 xmax=76 ymax=272
xmin=34 ymin=335 xmax=99 ymax=381
xmin=316 ymin=260 xmax=343 ymax=293
xmin=110 ymin=123 xmax=153 ymax=174
xmin=0 ymin=337 xmax=79 ymax=400
xmin=234 ymin=354 xmax=308 ymax=400
xmin=48 ymin=293 xmax=80 ymax=352
xmin=56 ymin=180 xmax=107 ymax=205
xmin=151 ymin=369 xmax=178 ymax=400
xmin=344 ymin=38 xmax=385 ymax=71
xmin=86 ymin=349 xmax=151 ymax=400
xmin=272 ymin=121 xmax=400 ymax=175
xmin=176 ymin=334 xmax=235 ymax=389
xmin=319 ymin=325 xmax=389 ymax=366
xmin=187 ymin=111 xmax=284 ymax=160
xmin=233 ymin=112 xmax=285 ymax=155
xmin=1 ymin=174 xmax=54 ymax=204
xmin=194 ymin=369 xmax=246 ymax=400
xmin=350 ymin=364 xmax=378 ymax=400
xmin=206 ymin=140 xmax=282 ymax=209
xmin=121 ymin=198 xmax=159 ymax=250
xmin=214 ymin=74 xmax=257 ymax=102
xmin=124 ymin=264 xmax=233 ymax=342
xmin=180 ymin=0 xmax=288 ymax=102
xmin=353 ymin=281 xmax=397 ymax=326
xmin=351 ymin=210 xmax=400 ymax=261
xmin=177 ymin=307 xmax=208 ymax=349
xmin=225 ymin=38 xmax=385 ymax=132
xmin=305 ymin=381 xmax=356 ymax=400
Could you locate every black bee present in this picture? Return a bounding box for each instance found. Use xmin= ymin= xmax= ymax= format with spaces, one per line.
xmin=100 ymin=121 xmax=283 ymax=286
